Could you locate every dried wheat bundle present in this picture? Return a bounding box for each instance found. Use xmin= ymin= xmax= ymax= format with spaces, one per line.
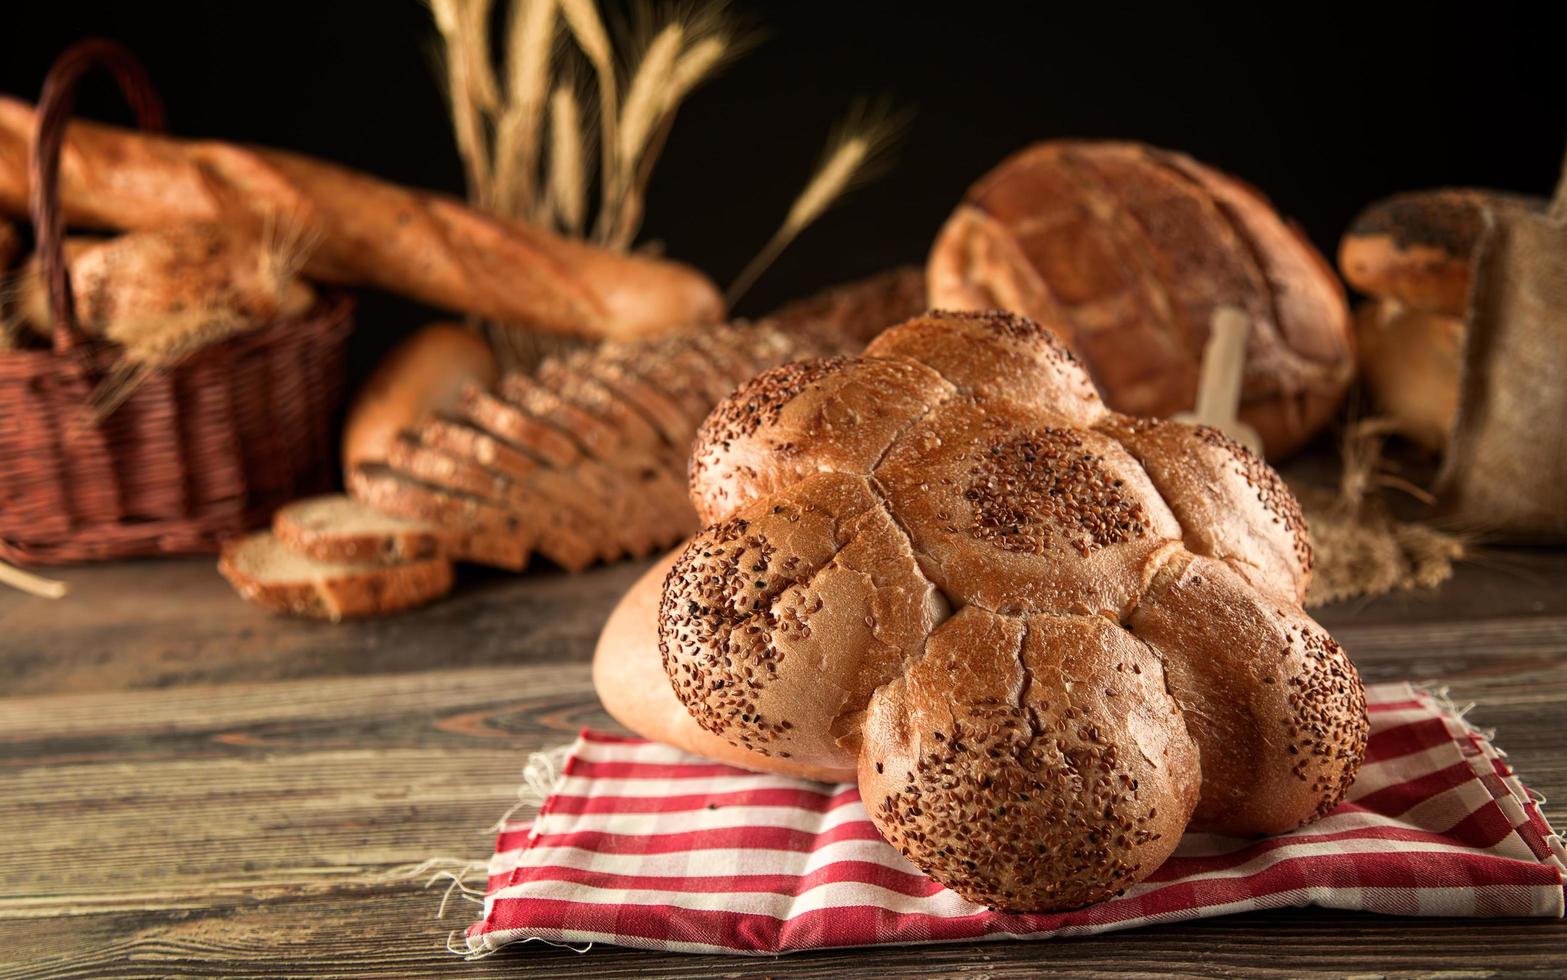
xmin=8 ymin=220 xmax=318 ymax=419
xmin=426 ymin=0 xmax=737 ymax=246
xmin=1293 ymin=420 xmax=1468 ymax=607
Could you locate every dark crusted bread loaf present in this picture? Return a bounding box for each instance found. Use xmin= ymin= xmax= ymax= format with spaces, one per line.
xmin=928 ymin=141 xmax=1354 ymax=459
xmin=650 ymin=309 xmax=1367 ymax=912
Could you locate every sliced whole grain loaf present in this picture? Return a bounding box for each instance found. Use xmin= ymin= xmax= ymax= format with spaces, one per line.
xmin=379 ymin=437 xmax=603 ymax=571
xmin=457 ymin=384 xmax=581 ymax=467
xmin=536 ymin=366 xmax=667 ymax=456
xmin=410 ymin=418 xmax=623 ymax=566
xmin=548 ymin=354 xmax=699 ymax=446
xmin=274 ymin=494 xmax=447 ymax=564
xmin=503 ymin=370 xmax=695 ymax=534
xmin=347 ymin=461 xmax=537 ymax=571
xmin=419 ymin=417 xmax=541 ymax=484
xmin=220 ymin=531 xmax=453 ymax=621
xmin=387 ymin=431 xmax=517 ymax=503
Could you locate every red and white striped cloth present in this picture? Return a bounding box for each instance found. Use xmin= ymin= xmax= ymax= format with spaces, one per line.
xmin=466 ymin=682 xmax=1564 ymax=956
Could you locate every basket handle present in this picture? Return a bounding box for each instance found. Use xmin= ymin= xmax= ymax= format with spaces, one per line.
xmin=29 ymin=38 xmax=166 ymax=354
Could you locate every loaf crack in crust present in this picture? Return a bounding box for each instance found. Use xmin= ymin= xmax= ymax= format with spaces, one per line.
xmin=659 ymin=311 xmax=1367 ymax=912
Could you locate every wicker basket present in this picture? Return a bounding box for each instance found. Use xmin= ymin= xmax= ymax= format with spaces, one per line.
xmin=0 ymin=39 xmax=354 ymax=565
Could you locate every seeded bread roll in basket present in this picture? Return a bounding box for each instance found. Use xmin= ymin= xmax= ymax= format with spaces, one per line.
xmin=633 ymin=310 xmax=1367 ymax=912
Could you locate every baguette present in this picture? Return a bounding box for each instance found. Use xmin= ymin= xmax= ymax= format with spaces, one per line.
xmin=0 ymin=97 xmax=723 ymax=339
xmin=219 ymin=531 xmax=452 ymax=621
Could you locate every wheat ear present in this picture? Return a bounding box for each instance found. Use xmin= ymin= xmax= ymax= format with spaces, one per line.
xmin=558 ymin=0 xmax=618 ymax=240
xmin=601 ymin=24 xmax=684 ymax=244
xmin=495 ymin=0 xmax=557 ymax=217
xmin=609 ymin=33 xmax=733 ymax=249
xmin=726 ymin=101 xmax=907 ymax=305
xmin=427 ymin=0 xmax=498 ymax=204
xmin=546 ymin=86 xmax=588 ymax=233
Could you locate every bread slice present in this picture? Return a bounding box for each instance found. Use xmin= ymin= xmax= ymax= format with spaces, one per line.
xmin=220 ymin=531 xmax=453 ymax=621
xmin=347 ymin=462 xmax=536 ymax=571
xmin=274 ymin=494 xmax=447 ymax=564
xmin=545 ymin=355 xmax=697 ymax=446
xmin=497 ymin=372 xmax=694 ymax=558
xmin=387 ymin=432 xmax=605 ymax=571
xmin=457 ymin=384 xmax=581 ymax=467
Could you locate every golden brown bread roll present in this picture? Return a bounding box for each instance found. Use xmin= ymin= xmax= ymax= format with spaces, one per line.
xmin=1339 ymin=189 xmax=1545 ymax=317
xmin=928 ymin=141 xmax=1354 ymax=459
xmin=1354 ymin=300 xmax=1464 ymax=452
xmin=643 ymin=310 xmax=1365 ymax=912
xmin=341 ymin=323 xmax=499 ymax=473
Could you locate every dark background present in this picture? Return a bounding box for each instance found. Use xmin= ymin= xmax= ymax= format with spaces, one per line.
xmin=3 ymin=1 xmax=1562 ymax=379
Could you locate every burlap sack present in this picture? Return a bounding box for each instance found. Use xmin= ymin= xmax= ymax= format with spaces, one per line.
xmin=1438 ymin=157 xmax=1567 ymax=539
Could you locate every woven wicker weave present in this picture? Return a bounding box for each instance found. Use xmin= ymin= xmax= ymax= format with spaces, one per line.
xmin=0 ymin=39 xmax=353 ymax=565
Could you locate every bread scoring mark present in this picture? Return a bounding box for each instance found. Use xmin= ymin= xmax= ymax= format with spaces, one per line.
xmin=1194 ymin=425 xmax=1314 ymax=574
xmin=965 ymin=427 xmax=1149 ymax=557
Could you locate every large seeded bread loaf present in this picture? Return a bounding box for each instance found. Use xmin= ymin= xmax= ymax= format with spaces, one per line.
xmin=600 ymin=310 xmax=1367 ymax=912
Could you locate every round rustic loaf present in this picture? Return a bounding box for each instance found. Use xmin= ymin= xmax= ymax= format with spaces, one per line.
xmin=927 ymin=141 xmax=1354 ymax=458
xmin=651 ymin=309 xmax=1367 ymax=912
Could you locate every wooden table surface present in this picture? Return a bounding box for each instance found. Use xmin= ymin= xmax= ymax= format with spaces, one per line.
xmin=3 ymin=542 xmax=1565 ymax=978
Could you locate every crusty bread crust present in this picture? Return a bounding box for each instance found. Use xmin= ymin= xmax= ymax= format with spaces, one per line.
xmin=636 ymin=310 xmax=1366 ymax=912
xmin=219 ymin=532 xmax=453 ymax=621
xmin=928 ymin=140 xmax=1354 ymax=459
xmin=594 ymin=550 xmax=856 ymax=783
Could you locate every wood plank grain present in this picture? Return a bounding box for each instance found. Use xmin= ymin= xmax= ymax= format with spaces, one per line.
xmin=4 ymin=546 xmax=1565 ymax=697
xmin=3 ymin=658 xmax=1564 ymax=974
xmin=3 ymin=544 xmax=1565 ymax=976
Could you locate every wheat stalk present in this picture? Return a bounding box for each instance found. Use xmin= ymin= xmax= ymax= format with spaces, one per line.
xmin=616 ymin=25 xmax=684 ymax=174
xmin=726 ymin=101 xmax=907 ymax=305
xmin=600 ymin=23 xmax=684 ymax=244
xmin=427 ymin=0 xmax=498 ymax=204
xmin=0 ymin=559 xmax=68 ymax=599
xmin=546 ymin=85 xmax=588 ymax=233
xmin=608 ymin=33 xmax=734 ymax=249
xmin=495 ymin=0 xmax=557 ymax=217
xmin=558 ymin=0 xmax=618 ymax=239
xmin=667 ymin=36 xmax=728 ymax=105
